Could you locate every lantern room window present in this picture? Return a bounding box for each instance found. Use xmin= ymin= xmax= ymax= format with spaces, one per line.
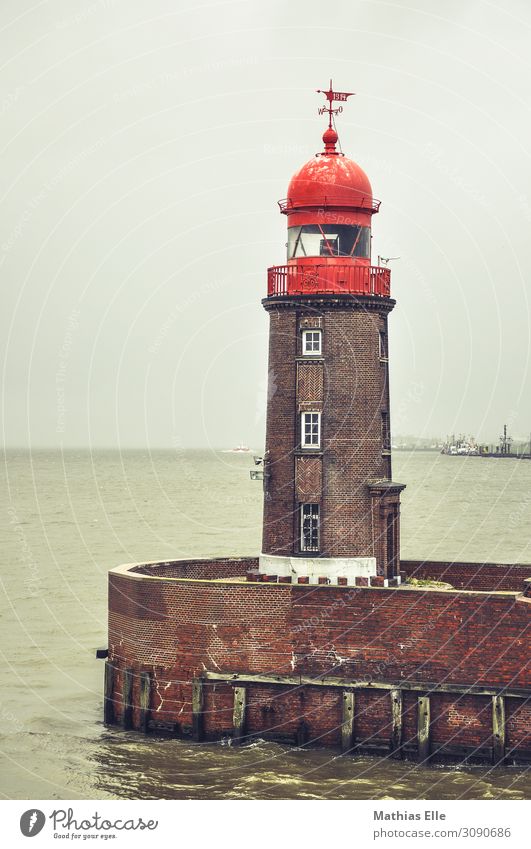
xmin=302 ymin=329 xmax=322 ymax=356
xmin=288 ymin=224 xmax=370 ymax=259
xmin=300 ymin=503 xmax=320 ymax=552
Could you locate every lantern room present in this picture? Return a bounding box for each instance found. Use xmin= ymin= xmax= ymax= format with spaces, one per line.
xmin=268 ymin=110 xmax=390 ymax=298
xmin=282 ymin=125 xmax=377 ymax=262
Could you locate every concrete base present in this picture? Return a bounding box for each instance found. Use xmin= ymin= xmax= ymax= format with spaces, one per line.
xmin=258 ymin=552 xmax=377 ymax=583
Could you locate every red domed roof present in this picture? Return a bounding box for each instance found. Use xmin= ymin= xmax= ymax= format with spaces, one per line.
xmin=280 ymin=129 xmax=379 ymax=214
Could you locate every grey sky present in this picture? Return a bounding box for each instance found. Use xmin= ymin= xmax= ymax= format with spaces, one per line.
xmin=1 ymin=0 xmax=531 ymax=449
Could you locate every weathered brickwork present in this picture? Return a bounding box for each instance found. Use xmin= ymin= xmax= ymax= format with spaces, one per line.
xmin=133 ymin=558 xmax=254 ymax=580
xmin=295 ymin=456 xmax=323 ymax=501
xmin=262 ymin=307 xmax=298 ymax=556
xmin=506 ymin=699 xmax=531 ymax=752
xmin=245 ymin=684 xmax=342 ymax=746
xmin=203 ymin=683 xmax=234 ymax=734
xmin=261 ymin=296 xmax=398 ymax=563
xmin=352 ymin=689 xmax=392 ymax=745
xmin=429 ymin=694 xmax=493 ymax=751
xmin=297 ymin=361 xmax=324 ymax=406
xmin=320 ymin=305 xmax=391 ymax=557
xmin=107 ymin=560 xmax=531 ymax=762
xmin=403 ymin=560 xmax=531 ymax=592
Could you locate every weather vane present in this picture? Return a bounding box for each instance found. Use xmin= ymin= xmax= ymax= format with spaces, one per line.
xmin=316 ymin=79 xmax=355 ymax=128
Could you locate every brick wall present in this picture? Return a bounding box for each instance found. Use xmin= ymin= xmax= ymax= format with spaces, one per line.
xmin=403 ymin=560 xmax=531 ymax=592
xmin=261 ymin=295 xmax=399 ymax=562
xmin=107 ymin=561 xmax=530 ymax=759
xmin=321 ymin=304 xmax=391 ymax=556
xmin=132 ymin=557 xmax=256 ymax=580
xmin=261 ymin=306 xmax=298 ymax=556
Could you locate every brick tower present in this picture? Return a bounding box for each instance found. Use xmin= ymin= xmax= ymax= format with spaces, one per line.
xmin=259 ymin=83 xmax=405 ymax=585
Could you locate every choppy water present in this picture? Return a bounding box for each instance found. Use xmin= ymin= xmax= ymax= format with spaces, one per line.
xmin=1 ymin=449 xmax=530 ymax=800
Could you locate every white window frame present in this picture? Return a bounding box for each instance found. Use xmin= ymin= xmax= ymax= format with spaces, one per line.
xmin=300 ymin=503 xmax=320 ymax=552
xmin=301 ymin=411 xmax=321 ymax=448
xmin=302 ymin=329 xmax=322 ymax=357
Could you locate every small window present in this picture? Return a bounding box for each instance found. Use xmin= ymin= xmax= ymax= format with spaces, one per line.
xmin=302 ymin=329 xmax=322 ymax=356
xmin=301 ymin=412 xmax=321 ymax=448
xmin=381 ymin=411 xmax=391 ymax=451
xmin=319 ymin=236 xmax=339 ymax=256
xmin=379 ymin=330 xmax=388 ymax=360
xmin=300 ymin=503 xmax=320 ymax=552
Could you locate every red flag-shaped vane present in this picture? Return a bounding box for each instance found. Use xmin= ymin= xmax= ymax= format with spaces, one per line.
xmin=316 ymin=80 xmax=355 ymax=129
xmin=330 ymin=90 xmax=354 ymax=102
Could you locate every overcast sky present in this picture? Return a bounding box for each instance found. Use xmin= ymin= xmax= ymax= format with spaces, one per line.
xmin=1 ymin=0 xmax=531 ymax=449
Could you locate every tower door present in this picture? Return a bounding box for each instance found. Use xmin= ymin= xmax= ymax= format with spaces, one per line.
xmin=386 ymin=510 xmax=396 ymax=579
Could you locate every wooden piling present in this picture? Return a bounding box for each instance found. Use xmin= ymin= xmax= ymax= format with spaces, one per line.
xmin=122 ymin=668 xmax=133 ymax=730
xmin=492 ymin=694 xmax=506 ymax=764
xmin=341 ymin=690 xmax=355 ymax=752
xmin=232 ymin=686 xmax=247 ymax=744
xmin=417 ymin=695 xmax=431 ymax=763
xmin=192 ymin=679 xmax=204 ymax=742
xmin=103 ymin=661 xmax=115 ymax=726
xmin=389 ymin=689 xmax=403 ymax=758
xmin=139 ymin=671 xmax=151 ymax=734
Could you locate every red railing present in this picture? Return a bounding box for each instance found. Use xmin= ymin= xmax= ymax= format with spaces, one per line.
xmin=267 ymin=264 xmax=391 ymax=298
xmin=278 ymin=195 xmax=381 ymax=213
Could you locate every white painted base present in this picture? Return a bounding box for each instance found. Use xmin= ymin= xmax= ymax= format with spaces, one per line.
xmin=258 ymin=553 xmax=377 ymax=582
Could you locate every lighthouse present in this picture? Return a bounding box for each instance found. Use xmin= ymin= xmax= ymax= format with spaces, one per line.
xmin=105 ymin=84 xmax=530 ymax=764
xmin=258 ymin=83 xmax=405 ymax=585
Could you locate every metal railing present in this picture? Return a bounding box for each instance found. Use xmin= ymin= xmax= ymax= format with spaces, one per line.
xmin=267 ymin=264 xmax=391 ymax=298
xmin=278 ymin=194 xmax=381 ymax=213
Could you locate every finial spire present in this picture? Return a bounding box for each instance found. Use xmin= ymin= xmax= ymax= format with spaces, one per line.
xmin=316 ymin=80 xmax=355 ymax=154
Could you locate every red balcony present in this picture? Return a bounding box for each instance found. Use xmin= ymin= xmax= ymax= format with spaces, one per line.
xmin=266 ymin=264 xmax=391 ymax=298
xmin=278 ymin=195 xmax=381 ymax=214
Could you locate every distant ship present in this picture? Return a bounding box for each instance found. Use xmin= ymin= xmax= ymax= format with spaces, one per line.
xmin=223 ymin=443 xmax=252 ymax=454
xmin=441 ymin=425 xmax=531 ymax=459
xmin=441 ymin=436 xmax=479 ymax=456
